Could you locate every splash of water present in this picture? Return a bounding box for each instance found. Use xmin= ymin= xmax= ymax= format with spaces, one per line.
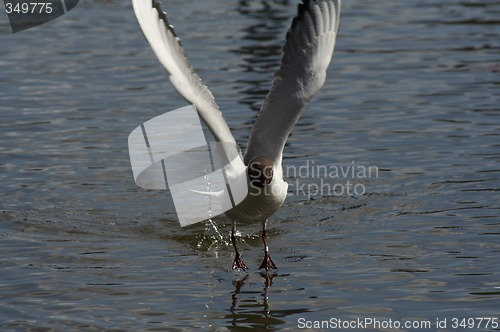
xmin=202 ymin=170 xmax=225 ymax=245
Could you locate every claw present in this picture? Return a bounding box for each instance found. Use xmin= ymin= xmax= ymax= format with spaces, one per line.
xmin=259 ymin=219 xmax=278 ymax=271
xmin=259 ymin=251 xmax=278 ymax=271
xmin=232 ymin=253 xmax=248 ymax=271
xmin=231 ymin=223 xmax=247 ymax=271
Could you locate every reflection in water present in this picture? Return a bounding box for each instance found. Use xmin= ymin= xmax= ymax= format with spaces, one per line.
xmin=228 ymin=272 xmax=286 ymax=329
xmin=235 ymin=1 xmax=291 ymax=112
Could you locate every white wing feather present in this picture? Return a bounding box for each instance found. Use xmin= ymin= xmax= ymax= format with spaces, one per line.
xmin=244 ymin=0 xmax=341 ymax=165
xmin=132 ymin=0 xmax=236 ymax=145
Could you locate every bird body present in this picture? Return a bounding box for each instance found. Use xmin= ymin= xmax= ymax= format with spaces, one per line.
xmin=226 ymin=165 xmax=288 ymax=224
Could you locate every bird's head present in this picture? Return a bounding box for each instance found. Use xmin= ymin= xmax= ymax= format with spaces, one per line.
xmin=247 ymin=156 xmax=274 ymax=188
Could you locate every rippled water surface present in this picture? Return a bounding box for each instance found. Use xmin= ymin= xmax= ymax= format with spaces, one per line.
xmin=1 ymin=0 xmax=499 ymax=330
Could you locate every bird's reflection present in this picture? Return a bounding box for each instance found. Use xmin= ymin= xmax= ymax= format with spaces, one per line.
xmin=230 ymin=273 xmax=249 ymax=315
xmin=228 ymin=271 xmax=285 ymax=328
xmin=259 ymin=271 xmax=278 ymax=316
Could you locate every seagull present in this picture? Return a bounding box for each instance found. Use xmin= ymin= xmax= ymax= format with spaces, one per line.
xmin=132 ymin=0 xmax=341 ymax=271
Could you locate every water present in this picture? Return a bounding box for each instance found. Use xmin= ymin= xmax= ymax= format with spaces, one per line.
xmin=1 ymin=0 xmax=499 ymax=330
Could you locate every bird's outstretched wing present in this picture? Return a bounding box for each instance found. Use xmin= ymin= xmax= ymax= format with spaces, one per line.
xmin=244 ymin=0 xmax=341 ymax=165
xmin=132 ymin=0 xmax=236 ymax=145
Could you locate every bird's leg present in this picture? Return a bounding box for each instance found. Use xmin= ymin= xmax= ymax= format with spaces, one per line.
xmin=259 ymin=219 xmax=278 ymax=271
xmin=231 ymin=221 xmax=248 ymax=271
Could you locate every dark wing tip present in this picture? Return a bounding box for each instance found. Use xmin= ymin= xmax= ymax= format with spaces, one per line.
xmin=291 ymin=0 xmax=311 ymax=31
xmin=151 ymin=0 xmax=181 ymax=41
xmin=290 ymin=0 xmax=340 ymax=32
